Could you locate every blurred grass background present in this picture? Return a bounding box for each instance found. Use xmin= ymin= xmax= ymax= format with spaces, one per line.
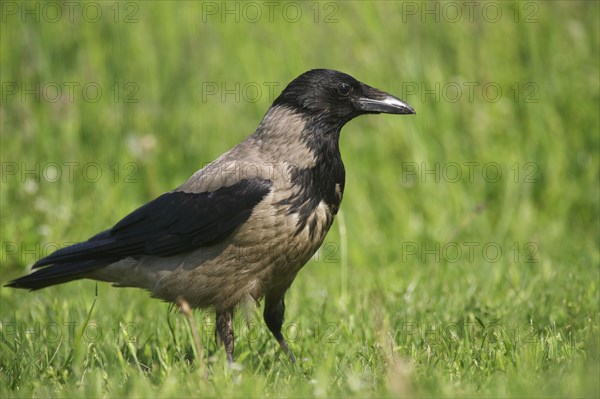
xmin=1 ymin=1 xmax=598 ymax=397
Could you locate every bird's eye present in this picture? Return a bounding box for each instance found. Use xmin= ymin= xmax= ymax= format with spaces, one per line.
xmin=337 ymin=82 xmax=352 ymax=96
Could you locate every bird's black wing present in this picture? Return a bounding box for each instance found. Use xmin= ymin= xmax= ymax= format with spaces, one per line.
xmin=32 ymin=177 xmax=273 ymax=268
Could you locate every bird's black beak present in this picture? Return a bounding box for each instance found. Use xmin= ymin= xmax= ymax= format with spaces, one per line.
xmin=355 ymin=85 xmax=416 ymax=115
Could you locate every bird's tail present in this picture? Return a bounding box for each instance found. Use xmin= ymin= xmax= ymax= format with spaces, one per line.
xmin=6 ymin=260 xmax=108 ymax=290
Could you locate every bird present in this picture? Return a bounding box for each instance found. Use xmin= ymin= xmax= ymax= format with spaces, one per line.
xmin=7 ymin=69 xmax=415 ymax=363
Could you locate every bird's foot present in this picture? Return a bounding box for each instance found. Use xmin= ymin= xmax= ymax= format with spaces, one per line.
xmin=278 ymin=337 xmax=297 ymax=364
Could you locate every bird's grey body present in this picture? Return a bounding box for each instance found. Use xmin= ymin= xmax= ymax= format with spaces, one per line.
xmin=93 ymin=108 xmax=338 ymax=311
xmin=8 ymin=69 xmax=415 ymax=362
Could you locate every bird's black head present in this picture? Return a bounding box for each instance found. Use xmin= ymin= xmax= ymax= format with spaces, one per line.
xmin=273 ymin=69 xmax=415 ymax=128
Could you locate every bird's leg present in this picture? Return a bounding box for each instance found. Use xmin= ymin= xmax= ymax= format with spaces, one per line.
xmin=215 ymin=309 xmax=235 ymax=364
xmin=264 ymin=295 xmax=296 ymax=363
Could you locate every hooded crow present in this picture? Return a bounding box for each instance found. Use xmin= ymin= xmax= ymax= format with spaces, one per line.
xmin=7 ymin=69 xmax=415 ymax=363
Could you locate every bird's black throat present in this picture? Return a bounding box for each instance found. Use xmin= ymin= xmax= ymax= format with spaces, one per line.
xmin=279 ymin=118 xmax=346 ymax=238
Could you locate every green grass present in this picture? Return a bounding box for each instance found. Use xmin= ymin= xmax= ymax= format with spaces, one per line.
xmin=1 ymin=1 xmax=598 ymax=397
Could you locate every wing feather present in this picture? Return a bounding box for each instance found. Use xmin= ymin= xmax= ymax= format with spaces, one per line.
xmin=32 ymin=177 xmax=273 ymax=268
